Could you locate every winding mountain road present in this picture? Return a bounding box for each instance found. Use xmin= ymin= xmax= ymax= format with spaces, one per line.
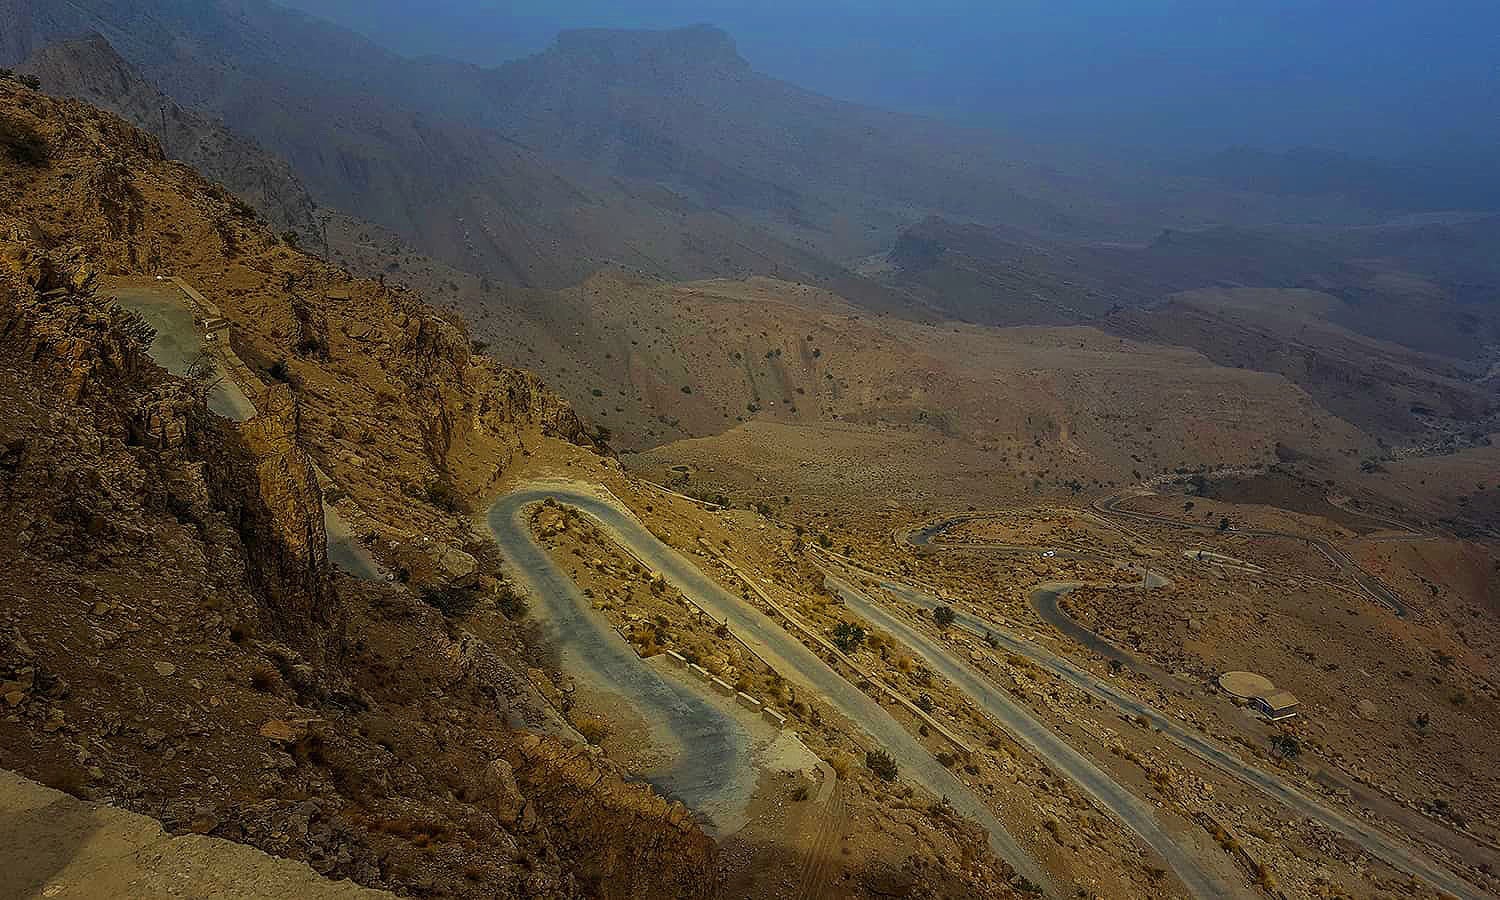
xmin=823 ymin=573 xmax=1241 ymax=898
xmin=1092 ymin=494 xmax=1410 ymax=616
xmin=817 ymin=551 xmax=1489 ymax=900
xmin=485 ymin=483 xmax=1057 ymax=895
xmin=486 ymin=490 xmax=753 ymax=830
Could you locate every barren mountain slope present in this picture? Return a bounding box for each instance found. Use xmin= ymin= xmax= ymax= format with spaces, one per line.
xmin=16 ymin=34 xmax=322 ymax=246
xmin=0 ymin=73 xmax=741 ymax=899
xmin=0 ymin=2 xmax=903 ymax=295
xmin=454 ymin=272 xmax=1374 ymax=504
xmin=882 ymin=216 xmax=1500 ymax=442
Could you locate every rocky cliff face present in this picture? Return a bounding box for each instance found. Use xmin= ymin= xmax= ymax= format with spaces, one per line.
xmin=496 ymin=734 xmax=721 ymax=898
xmin=210 ymin=383 xmax=340 ymax=659
xmin=0 ymin=248 xmax=341 ymax=661
xmin=394 ymin=306 xmax=594 ymax=494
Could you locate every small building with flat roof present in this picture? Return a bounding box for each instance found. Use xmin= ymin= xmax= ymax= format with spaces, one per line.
xmin=1219 ymin=671 xmax=1301 ymax=721
xmin=1253 ymin=690 xmax=1300 ymax=721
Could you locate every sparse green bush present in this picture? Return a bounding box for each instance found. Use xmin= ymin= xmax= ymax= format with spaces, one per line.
xmin=832 ymin=621 xmax=866 ymax=653
xmin=933 ymin=605 xmax=957 ymax=628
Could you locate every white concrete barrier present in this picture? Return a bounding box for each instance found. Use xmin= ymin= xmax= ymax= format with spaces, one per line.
xmin=665 ymin=650 xmax=687 ymax=668
xmin=711 ymin=677 xmax=736 ymax=697
xmin=736 ymin=692 xmax=761 ymax=711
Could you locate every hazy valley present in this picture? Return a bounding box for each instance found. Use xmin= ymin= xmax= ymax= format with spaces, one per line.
xmin=1 ymin=3 xmax=1498 ymax=899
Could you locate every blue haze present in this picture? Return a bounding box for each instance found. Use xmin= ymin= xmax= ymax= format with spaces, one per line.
xmin=280 ymin=0 xmax=1499 ymax=162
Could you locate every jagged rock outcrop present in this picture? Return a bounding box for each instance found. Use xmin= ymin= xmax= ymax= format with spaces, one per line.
xmin=0 ymin=245 xmax=150 ymax=400
xmin=393 ymin=305 xmax=595 ymax=490
xmin=494 ymin=733 xmax=722 ymax=900
xmin=1 ymin=249 xmax=341 ymax=659
xmin=210 ymin=383 xmax=340 ymax=660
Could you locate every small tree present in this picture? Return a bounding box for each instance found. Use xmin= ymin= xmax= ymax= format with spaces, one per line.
xmin=933 ymin=605 xmax=957 ymax=629
xmin=1269 ymin=733 xmax=1301 ymax=760
xmin=866 ymin=748 xmax=898 ymax=781
xmin=832 ymin=621 xmax=866 ymax=654
xmin=185 ymin=352 xmax=223 ymax=406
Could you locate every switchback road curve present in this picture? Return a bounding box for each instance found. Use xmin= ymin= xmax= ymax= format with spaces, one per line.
xmin=485 ymin=482 xmax=1057 ymax=896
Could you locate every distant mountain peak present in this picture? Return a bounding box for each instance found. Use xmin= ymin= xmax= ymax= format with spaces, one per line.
xmin=549 ymin=24 xmax=747 ymax=74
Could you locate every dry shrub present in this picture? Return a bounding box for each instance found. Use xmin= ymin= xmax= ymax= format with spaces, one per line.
xmin=249 ymin=664 xmax=282 ymax=693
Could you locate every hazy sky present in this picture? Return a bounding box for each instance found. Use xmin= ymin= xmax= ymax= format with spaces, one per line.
xmin=282 ymin=0 xmax=1500 ymax=159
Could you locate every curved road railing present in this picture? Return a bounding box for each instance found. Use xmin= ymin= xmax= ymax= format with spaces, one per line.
xmin=486 ymin=492 xmax=753 ymax=828
xmin=1091 ymin=494 xmax=1410 ymax=617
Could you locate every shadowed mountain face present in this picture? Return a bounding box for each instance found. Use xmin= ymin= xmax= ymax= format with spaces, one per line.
xmin=875 ymin=214 xmax=1500 ymax=441
xmin=1181 ymin=146 xmax=1500 ymax=214
xmin=3 ymin=0 xmax=1494 ymax=453
xmin=0 ymin=3 xmax=879 ymax=291
xmin=0 ymin=2 xmax=1395 ymax=293
xmin=15 ymin=34 xmax=322 ymax=244
xmin=885 ymin=214 xmax=1500 ymax=356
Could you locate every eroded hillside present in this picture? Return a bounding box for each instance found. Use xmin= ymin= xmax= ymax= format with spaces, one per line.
xmin=0 ymin=75 xmax=726 ymax=899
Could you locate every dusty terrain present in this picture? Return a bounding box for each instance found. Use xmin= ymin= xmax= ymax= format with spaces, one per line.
xmin=0 ymin=79 xmax=718 ymax=899
xmin=2 ymin=14 xmax=1499 ymax=900
xmin=0 ymin=76 xmax=1040 ymax=898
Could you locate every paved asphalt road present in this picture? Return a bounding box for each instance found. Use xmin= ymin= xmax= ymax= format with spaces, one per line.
xmin=832 ymin=557 xmax=1487 ymax=900
xmin=825 ymin=573 xmax=1240 ymax=899
xmin=486 ymin=483 xmax=1057 ymax=895
xmin=1091 ymin=495 xmax=1409 ymax=616
xmin=486 ymin=491 xmax=752 ymax=828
